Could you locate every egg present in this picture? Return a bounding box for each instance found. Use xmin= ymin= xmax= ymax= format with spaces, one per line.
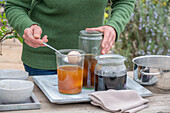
xmin=68 ymin=51 xmax=82 ymax=64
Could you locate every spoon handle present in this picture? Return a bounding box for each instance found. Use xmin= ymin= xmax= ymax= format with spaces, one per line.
xmin=43 ymin=42 xmax=60 ymax=54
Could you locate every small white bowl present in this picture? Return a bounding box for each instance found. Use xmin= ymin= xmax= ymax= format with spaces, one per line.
xmin=0 ymin=80 xmax=34 ymax=104
xmin=0 ymin=69 xmax=28 ymax=80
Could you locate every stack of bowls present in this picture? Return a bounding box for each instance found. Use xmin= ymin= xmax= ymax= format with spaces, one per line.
xmin=0 ymin=69 xmax=34 ymax=104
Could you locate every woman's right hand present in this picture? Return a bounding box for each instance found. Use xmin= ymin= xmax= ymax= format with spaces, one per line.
xmin=23 ymin=24 xmax=48 ymax=48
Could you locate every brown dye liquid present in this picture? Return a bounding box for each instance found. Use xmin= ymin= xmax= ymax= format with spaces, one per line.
xmin=57 ymin=65 xmax=83 ymax=94
xmin=95 ymin=71 xmax=127 ymax=91
xmin=83 ymin=55 xmax=97 ymax=89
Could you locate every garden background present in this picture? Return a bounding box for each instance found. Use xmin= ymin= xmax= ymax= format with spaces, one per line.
xmin=0 ymin=0 xmax=169 ymax=70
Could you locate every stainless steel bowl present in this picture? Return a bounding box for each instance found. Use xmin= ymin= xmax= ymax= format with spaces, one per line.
xmin=132 ymin=55 xmax=170 ymax=89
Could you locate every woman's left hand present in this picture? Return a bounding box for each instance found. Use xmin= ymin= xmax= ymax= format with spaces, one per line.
xmin=86 ymin=25 xmax=116 ymax=54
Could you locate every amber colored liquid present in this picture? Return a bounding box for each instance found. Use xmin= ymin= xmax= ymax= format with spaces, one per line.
xmin=57 ymin=65 xmax=83 ymax=94
xmin=83 ymin=55 xmax=97 ymax=89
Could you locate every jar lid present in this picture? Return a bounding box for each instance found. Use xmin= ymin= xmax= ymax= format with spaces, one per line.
xmin=79 ymin=30 xmax=103 ymax=40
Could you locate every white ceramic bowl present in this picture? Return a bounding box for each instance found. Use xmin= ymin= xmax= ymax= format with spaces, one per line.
xmin=0 ymin=69 xmax=28 ymax=80
xmin=0 ymin=80 xmax=34 ymax=104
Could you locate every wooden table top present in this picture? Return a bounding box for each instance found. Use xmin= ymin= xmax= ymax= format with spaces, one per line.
xmin=2 ymin=72 xmax=170 ymax=113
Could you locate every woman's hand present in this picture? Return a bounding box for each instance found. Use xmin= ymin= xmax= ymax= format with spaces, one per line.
xmin=23 ymin=24 xmax=48 ymax=48
xmin=86 ymin=25 xmax=116 ymax=54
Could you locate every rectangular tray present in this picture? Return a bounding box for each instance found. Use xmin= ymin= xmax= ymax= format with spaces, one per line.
xmin=33 ymin=75 xmax=153 ymax=104
xmin=0 ymin=93 xmax=41 ymax=111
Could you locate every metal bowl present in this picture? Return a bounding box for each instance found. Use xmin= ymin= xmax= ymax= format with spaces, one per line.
xmin=132 ymin=55 xmax=170 ymax=87
xmin=132 ymin=55 xmax=170 ymax=68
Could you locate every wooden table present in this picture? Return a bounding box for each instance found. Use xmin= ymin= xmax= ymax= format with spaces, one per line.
xmin=2 ymin=72 xmax=170 ymax=113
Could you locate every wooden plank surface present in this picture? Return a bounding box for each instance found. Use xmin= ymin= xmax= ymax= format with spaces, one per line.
xmin=139 ymin=94 xmax=170 ymax=113
xmin=128 ymin=72 xmax=170 ymax=113
xmin=1 ymin=75 xmax=169 ymax=113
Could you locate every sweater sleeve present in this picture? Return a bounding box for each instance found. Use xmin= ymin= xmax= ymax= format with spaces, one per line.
xmin=5 ymin=0 xmax=39 ymax=37
xmin=105 ymin=0 xmax=136 ymax=41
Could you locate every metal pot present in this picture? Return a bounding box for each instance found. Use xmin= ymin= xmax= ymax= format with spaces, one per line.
xmin=132 ymin=55 xmax=170 ymax=89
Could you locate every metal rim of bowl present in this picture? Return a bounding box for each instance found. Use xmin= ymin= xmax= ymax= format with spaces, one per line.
xmin=132 ymin=55 xmax=170 ymax=68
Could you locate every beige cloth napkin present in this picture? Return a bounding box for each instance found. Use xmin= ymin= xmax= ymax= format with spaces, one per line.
xmin=89 ymin=90 xmax=149 ymax=113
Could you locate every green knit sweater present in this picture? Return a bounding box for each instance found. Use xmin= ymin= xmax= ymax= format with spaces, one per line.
xmin=5 ymin=0 xmax=135 ymax=70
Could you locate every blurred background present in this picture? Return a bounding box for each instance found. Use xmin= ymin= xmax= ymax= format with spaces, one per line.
xmin=106 ymin=0 xmax=169 ymax=70
xmin=0 ymin=0 xmax=169 ymax=70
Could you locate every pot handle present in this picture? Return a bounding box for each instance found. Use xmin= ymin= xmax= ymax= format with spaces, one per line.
xmin=140 ymin=68 xmax=163 ymax=76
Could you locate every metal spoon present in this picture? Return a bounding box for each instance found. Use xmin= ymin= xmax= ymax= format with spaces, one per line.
xmin=43 ymin=42 xmax=85 ymax=63
xmin=43 ymin=42 xmax=62 ymax=55
xmin=43 ymin=42 xmax=69 ymax=62
xmin=29 ymin=33 xmax=61 ymax=55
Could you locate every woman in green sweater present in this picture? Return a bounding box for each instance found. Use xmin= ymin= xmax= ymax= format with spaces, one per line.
xmin=5 ymin=0 xmax=135 ymax=75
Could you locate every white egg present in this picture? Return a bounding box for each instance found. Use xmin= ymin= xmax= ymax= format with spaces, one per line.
xmin=68 ymin=51 xmax=82 ymax=64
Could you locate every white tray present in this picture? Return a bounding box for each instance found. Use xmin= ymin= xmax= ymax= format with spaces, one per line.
xmin=33 ymin=75 xmax=153 ymax=104
xmin=0 ymin=93 xmax=41 ymax=111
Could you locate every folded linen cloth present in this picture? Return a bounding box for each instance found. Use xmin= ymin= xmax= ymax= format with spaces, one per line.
xmin=89 ymin=90 xmax=149 ymax=113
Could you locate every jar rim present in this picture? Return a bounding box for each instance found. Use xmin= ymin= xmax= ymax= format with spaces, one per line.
xmin=96 ymin=54 xmax=126 ymax=64
xmin=56 ymin=49 xmax=85 ymax=57
xmin=79 ymin=30 xmax=103 ymax=39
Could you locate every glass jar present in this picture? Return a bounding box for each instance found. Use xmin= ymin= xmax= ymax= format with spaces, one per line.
xmin=79 ymin=30 xmax=103 ymax=89
xmin=56 ymin=49 xmax=85 ymax=94
xmin=94 ymin=54 xmax=127 ymax=91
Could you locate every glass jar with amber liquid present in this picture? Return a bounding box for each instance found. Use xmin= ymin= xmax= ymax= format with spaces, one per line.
xmin=56 ymin=49 xmax=85 ymax=94
xmin=79 ymin=30 xmax=103 ymax=89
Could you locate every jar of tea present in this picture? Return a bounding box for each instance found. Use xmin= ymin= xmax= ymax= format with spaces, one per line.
xmin=94 ymin=54 xmax=127 ymax=91
xmin=79 ymin=30 xmax=103 ymax=89
xmin=57 ymin=49 xmax=85 ymax=94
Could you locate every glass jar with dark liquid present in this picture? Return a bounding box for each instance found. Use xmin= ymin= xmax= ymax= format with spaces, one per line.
xmin=79 ymin=30 xmax=103 ymax=89
xmin=95 ymin=54 xmax=127 ymax=91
